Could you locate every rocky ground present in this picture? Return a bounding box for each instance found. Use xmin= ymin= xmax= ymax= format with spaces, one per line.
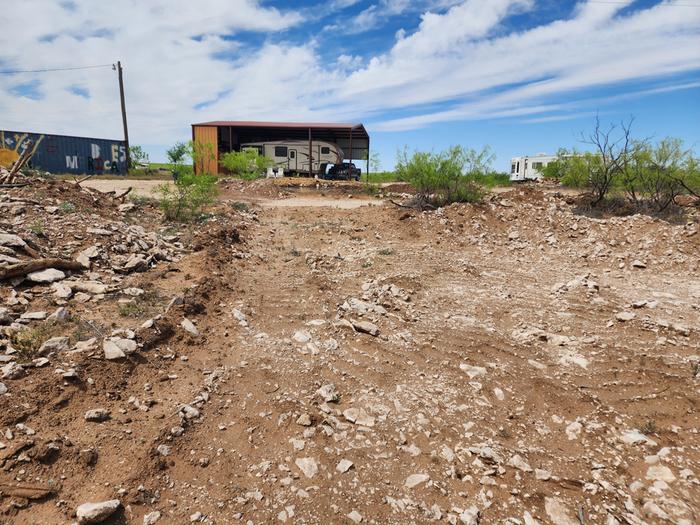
xmin=0 ymin=179 xmax=698 ymax=524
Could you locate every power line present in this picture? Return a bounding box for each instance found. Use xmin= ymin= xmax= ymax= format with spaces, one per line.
xmin=0 ymin=64 xmax=114 ymax=75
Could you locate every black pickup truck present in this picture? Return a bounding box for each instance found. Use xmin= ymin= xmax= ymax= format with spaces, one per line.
xmin=326 ymin=162 xmax=361 ymax=181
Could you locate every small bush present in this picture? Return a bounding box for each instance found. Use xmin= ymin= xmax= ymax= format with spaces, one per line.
xmin=229 ymin=201 xmax=249 ymax=212
xmin=395 ymin=145 xmax=493 ymax=207
xmin=157 ymin=172 xmax=218 ymax=222
xmin=220 ymin=148 xmax=272 ymax=180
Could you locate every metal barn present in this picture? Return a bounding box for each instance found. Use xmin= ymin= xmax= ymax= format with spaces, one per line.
xmin=191 ymin=121 xmax=370 ymax=176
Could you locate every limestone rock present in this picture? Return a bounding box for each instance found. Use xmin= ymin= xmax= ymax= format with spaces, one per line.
xmin=181 ymin=318 xmax=200 ymax=337
xmin=27 ymin=268 xmax=66 ymax=283
xmin=76 ymin=499 xmax=121 ymax=524
xmin=295 ymin=457 xmax=318 ymax=478
xmin=84 ymin=409 xmax=111 ymax=422
xmin=38 ymin=336 xmax=69 ymax=355
xmin=405 ymin=473 xmax=429 ymax=488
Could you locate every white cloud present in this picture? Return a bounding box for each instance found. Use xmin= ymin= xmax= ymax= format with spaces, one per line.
xmin=0 ymin=0 xmax=698 ymax=156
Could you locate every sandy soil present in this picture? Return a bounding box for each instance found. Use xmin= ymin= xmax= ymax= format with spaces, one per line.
xmin=83 ymin=179 xmax=169 ymax=197
xmin=1 ymin=181 xmax=698 ymax=525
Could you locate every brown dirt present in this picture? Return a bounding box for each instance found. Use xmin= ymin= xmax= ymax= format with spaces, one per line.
xmin=1 ymin=182 xmax=699 ymax=524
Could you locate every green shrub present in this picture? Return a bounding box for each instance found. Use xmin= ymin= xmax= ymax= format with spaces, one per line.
xmin=157 ymin=172 xmax=218 ymax=222
xmin=220 ymin=148 xmax=272 ymax=180
xmin=395 ymin=145 xmax=493 ymax=207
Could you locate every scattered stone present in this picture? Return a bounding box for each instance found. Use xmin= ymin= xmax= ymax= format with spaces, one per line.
xmin=507 ymin=454 xmax=533 ymax=472
xmin=20 ymin=310 xmax=47 ymax=321
xmin=404 ymin=473 xmax=429 ymax=488
xmin=27 ymin=268 xmax=66 ymax=283
xmin=38 ymin=336 xmax=69 ymax=355
xmin=181 ymin=318 xmax=200 ymax=337
xmin=459 ymin=363 xmax=486 ymax=379
xmin=84 ymin=409 xmax=111 ymax=422
xmin=1 ymin=362 xmax=24 ymax=380
xmin=143 ymin=511 xmax=162 ymax=525
xmin=343 ymin=407 xmax=375 ymax=427
xmin=544 ymin=497 xmax=578 ymax=525
xmin=47 ymin=306 xmax=69 ymax=322
xmin=646 ymin=465 xmax=676 ymax=482
xmin=103 ymin=340 xmax=126 ymax=360
xmin=295 ymin=457 xmax=318 ymax=478
xmin=565 ymin=421 xmax=582 ymax=440
xmin=336 ymin=459 xmax=354 ymax=473
xmin=317 ymin=383 xmax=339 ymax=403
xmin=459 ymin=506 xmax=480 ymax=525
xmin=296 ymin=414 xmax=312 ymax=426
xmin=631 ymin=260 xmax=647 ymax=268
xmin=620 ymin=429 xmax=657 ymax=446
xmin=0 ymin=382 xmax=7 ymax=395
xmin=292 ymin=330 xmax=311 ymax=343
xmin=615 ymin=311 xmax=635 ymax=322
xmin=157 ymin=444 xmax=171 ymax=456
xmin=123 ymin=253 xmax=148 ymax=272
xmin=351 ymin=320 xmax=379 ymax=336
xmin=348 ymin=510 xmax=363 ymax=523
xmin=535 ymin=468 xmax=552 ymax=481
xmin=76 ymin=499 xmax=121 ymax=524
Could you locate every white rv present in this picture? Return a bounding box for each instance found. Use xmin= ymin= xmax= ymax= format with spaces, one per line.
xmin=240 ymin=140 xmax=344 ymax=176
xmin=510 ymin=153 xmax=558 ymax=181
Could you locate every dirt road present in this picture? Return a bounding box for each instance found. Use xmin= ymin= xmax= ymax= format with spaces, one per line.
xmin=1 ymin=182 xmax=698 ymax=524
xmin=83 ymin=178 xmax=169 ymax=197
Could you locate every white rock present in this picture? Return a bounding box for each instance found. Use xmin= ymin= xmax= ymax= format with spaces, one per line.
xmin=524 ymin=511 xmax=541 ymax=525
xmin=620 ymin=429 xmax=657 ymax=446
xmin=493 ymin=387 xmax=505 ymax=401
xmin=336 ymin=459 xmax=354 ymax=473
xmin=1 ymin=362 xmax=24 ymax=379
xmin=351 ymin=319 xmax=380 ymax=336
xmin=72 ymin=281 xmax=109 ymax=294
xmin=20 ymin=310 xmax=47 ymax=320
xmin=47 ymin=306 xmax=69 ymax=322
xmin=440 ymin=445 xmax=455 ymax=462
xmin=76 ymin=499 xmax=121 ymax=524
xmin=292 ymin=330 xmax=311 ymax=343
xmin=103 ymin=340 xmax=126 ymax=360
xmin=157 ymin=444 xmax=171 ymax=456
xmin=631 ymin=260 xmax=646 ymax=268
xmin=343 ymin=407 xmax=375 ymax=427
xmin=0 ymin=382 xmax=6 ymax=395
xmin=565 ymin=421 xmax=582 ymax=440
xmin=181 ymin=318 xmax=200 ymax=336
xmin=535 ymin=468 xmax=552 ymax=481
xmin=459 ymin=506 xmax=480 ymax=525
xmin=404 ymin=473 xmax=429 ymax=488
xmin=143 ymin=511 xmax=162 ymax=525
xmin=110 ymin=337 xmax=137 ymax=355
xmin=459 ymin=363 xmax=486 ymax=379
xmin=190 ymin=511 xmax=203 ymax=522
xmin=508 ymin=454 xmax=533 ymax=472
xmin=317 ymin=383 xmax=339 ymax=402
xmin=38 ymin=336 xmax=69 ymax=355
xmin=84 ymin=408 xmax=110 ymax=422
xmin=348 ymin=510 xmax=363 ymax=523
xmin=27 ymin=268 xmax=66 ymax=283
xmin=544 ymin=497 xmax=578 ymax=525
xmin=646 ymin=465 xmax=675 ymax=482
xmin=615 ymin=311 xmax=635 ymax=322
xmin=295 ymin=457 xmax=318 ymax=478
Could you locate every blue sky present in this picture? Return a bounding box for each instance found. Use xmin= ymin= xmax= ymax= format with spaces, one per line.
xmin=1 ymin=0 xmax=699 ymax=171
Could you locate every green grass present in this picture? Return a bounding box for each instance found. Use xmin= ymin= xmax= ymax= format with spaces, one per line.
xmin=365 ymin=171 xmax=402 ymax=183
xmin=149 ymin=162 xmax=176 ymax=170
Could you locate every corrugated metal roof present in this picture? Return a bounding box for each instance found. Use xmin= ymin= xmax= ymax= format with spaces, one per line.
xmin=192 ymin=121 xmax=365 ymax=131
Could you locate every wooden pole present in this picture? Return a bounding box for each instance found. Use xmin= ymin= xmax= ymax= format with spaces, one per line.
xmin=117 ymin=61 xmax=130 ymax=173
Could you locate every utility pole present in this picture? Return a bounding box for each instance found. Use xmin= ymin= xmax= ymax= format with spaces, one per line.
xmin=116 ymin=61 xmax=130 ymax=172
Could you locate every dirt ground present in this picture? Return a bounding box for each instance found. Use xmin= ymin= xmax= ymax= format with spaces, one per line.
xmin=1 ymin=179 xmax=698 ymax=525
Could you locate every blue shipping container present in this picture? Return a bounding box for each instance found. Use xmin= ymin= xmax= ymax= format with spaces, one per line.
xmin=0 ymin=129 xmax=127 ymax=175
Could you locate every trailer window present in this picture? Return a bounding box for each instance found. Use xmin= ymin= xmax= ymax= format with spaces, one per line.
xmin=290 ymin=151 xmax=295 ymax=159
xmin=533 ymin=162 xmax=543 ymax=169
xmin=511 ymin=163 xmax=516 ymax=174
xmin=321 ymin=146 xmax=330 ymax=154
xmin=274 ymin=146 xmax=288 ymax=157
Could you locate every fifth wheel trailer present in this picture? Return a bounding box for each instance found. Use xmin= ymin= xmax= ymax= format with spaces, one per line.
xmin=510 ymin=154 xmax=558 ymax=181
xmin=240 ymin=140 xmax=343 ymax=176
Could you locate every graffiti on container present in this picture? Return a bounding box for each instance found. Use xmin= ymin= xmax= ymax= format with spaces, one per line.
xmin=0 ymin=132 xmax=44 ymax=168
xmin=65 ymin=143 xmax=126 ymax=173
xmin=0 ymin=131 xmax=126 ymax=173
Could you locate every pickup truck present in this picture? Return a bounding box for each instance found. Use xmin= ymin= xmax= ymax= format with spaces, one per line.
xmin=326 ymin=162 xmax=361 ymax=181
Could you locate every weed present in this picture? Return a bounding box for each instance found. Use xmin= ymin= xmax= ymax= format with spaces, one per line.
xmin=118 ymin=302 xmax=145 ymax=318
xmin=59 ymin=202 xmax=76 ymax=214
xmin=290 ymin=248 xmax=301 ymax=257
xmin=378 ymin=248 xmax=394 ymax=256
xmin=362 ymin=260 xmax=373 ymax=268
xmin=28 ymin=220 xmax=44 ymax=235
xmin=229 ymin=201 xmax=249 ymax=212
xmin=640 ymin=419 xmax=658 ymax=435
xmin=10 ymin=322 xmax=62 ymax=361
xmin=157 ymin=172 xmax=218 ymax=222
xmin=129 ymin=194 xmax=158 ymax=207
